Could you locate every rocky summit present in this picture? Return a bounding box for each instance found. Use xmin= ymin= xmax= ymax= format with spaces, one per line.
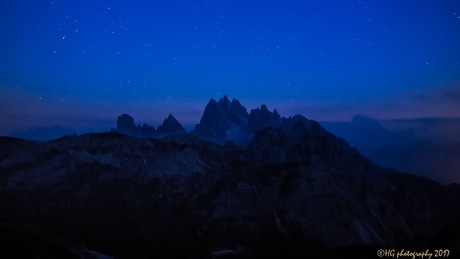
xmin=0 ymin=98 xmax=459 ymax=258
xmin=192 ymin=96 xmax=249 ymax=144
xmin=156 ymin=114 xmax=186 ymax=137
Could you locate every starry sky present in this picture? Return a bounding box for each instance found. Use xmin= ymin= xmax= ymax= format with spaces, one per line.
xmin=1 ymin=0 xmax=460 ymax=134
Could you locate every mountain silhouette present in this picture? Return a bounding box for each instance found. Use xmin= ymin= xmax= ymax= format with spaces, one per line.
xmin=112 ymin=113 xmax=186 ymax=138
xmin=156 ymin=114 xmax=186 ymax=136
xmin=192 ymin=96 xmax=249 ymax=144
xmin=1 ymin=97 xmax=459 ymax=258
xmin=191 ymin=96 xmax=315 ymax=147
xmin=245 ymin=104 xmax=282 ymax=133
xmin=116 ymin=114 xmax=137 ymax=133
xmin=112 ymin=113 xmax=156 ymax=137
xmin=322 ymin=115 xmax=460 ymax=184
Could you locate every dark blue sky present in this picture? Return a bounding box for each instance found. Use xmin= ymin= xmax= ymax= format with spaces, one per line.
xmin=1 ymin=0 xmax=460 ymax=134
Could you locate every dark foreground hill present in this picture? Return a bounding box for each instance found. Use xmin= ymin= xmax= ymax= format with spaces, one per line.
xmin=1 ymin=114 xmax=459 ymax=258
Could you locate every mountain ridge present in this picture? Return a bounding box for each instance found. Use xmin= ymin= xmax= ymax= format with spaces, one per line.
xmin=1 ymin=130 xmax=458 ymax=257
xmin=112 ymin=96 xmax=318 ymax=148
xmin=1 ymin=97 xmax=459 ymax=258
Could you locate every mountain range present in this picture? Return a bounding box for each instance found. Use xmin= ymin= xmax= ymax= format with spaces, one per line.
xmin=1 ymin=97 xmax=459 ymax=258
xmin=322 ymin=116 xmax=460 ymax=184
xmin=9 ymin=96 xmax=460 ymax=185
xmin=112 ymin=96 xmax=310 ymax=148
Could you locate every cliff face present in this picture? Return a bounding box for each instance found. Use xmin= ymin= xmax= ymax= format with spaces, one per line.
xmin=192 ymin=96 xmax=249 ymax=144
xmin=191 ymin=97 xmax=319 ymax=148
xmin=1 ymin=118 xmax=459 ymax=258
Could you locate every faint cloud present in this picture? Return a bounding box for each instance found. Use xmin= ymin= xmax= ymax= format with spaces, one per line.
xmin=273 ymin=83 xmax=460 ymax=121
xmin=378 ymin=82 xmax=460 ymax=119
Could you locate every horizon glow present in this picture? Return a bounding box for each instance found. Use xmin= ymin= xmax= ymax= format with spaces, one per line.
xmin=1 ymin=0 xmax=460 ymax=134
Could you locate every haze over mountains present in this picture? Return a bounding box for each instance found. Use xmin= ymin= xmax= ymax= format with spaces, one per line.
xmin=8 ymin=96 xmax=459 ymax=184
xmin=6 ymin=96 xmax=460 ymax=185
xmin=322 ymin=116 xmax=460 ymax=184
xmin=104 ymin=96 xmax=460 ymax=184
xmin=111 ymin=96 xmax=308 ymax=147
xmin=1 ymin=96 xmax=459 ymax=258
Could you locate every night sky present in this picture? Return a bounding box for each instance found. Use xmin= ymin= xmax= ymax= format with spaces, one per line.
xmin=1 ymin=0 xmax=460 ymax=134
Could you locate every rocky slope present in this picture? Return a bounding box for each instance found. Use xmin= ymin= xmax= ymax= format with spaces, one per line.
xmin=1 ymin=115 xmax=459 ymax=258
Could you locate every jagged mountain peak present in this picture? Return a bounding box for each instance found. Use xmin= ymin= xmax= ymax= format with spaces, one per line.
xmin=219 ymin=95 xmax=230 ymax=104
xmin=157 ymin=113 xmax=185 ymax=136
xmin=216 ymin=96 xmax=248 ymax=116
xmin=192 ymin=96 xmax=249 ymax=143
xmin=246 ymin=104 xmax=282 ymax=133
xmin=3 ymin=99 xmax=460 ymax=258
xmin=207 ymin=98 xmax=218 ymax=105
xmin=205 ymin=95 xmax=234 ymax=107
xmin=190 ymin=98 xmax=326 ymax=147
xmin=260 ymin=104 xmax=269 ymax=112
xmin=249 ymin=104 xmax=280 ymax=118
xmin=112 ymin=99 xmax=322 ymax=148
xmin=163 ymin=113 xmax=181 ymax=125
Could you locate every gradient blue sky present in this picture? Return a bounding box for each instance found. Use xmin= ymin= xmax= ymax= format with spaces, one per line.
xmin=1 ymin=0 xmax=460 ymax=134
